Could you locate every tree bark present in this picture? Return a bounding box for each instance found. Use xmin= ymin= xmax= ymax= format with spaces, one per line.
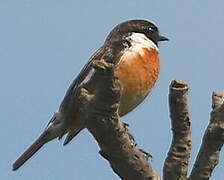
xmin=163 ymin=80 xmax=191 ymax=180
xmin=188 ymin=92 xmax=224 ymax=180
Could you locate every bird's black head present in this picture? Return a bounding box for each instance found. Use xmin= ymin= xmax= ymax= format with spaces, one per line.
xmin=106 ymin=19 xmax=168 ymax=46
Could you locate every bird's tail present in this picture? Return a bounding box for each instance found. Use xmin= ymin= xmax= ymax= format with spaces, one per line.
xmin=12 ymin=112 xmax=66 ymax=171
xmin=12 ymin=131 xmax=51 ymax=171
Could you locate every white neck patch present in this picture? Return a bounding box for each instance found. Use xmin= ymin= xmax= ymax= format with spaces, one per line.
xmin=126 ymin=32 xmax=158 ymax=52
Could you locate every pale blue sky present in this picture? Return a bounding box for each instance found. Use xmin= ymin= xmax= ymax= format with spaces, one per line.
xmin=1 ymin=1 xmax=224 ymax=180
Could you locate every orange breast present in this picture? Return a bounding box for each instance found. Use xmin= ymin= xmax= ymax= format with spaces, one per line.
xmin=115 ymin=47 xmax=160 ymax=116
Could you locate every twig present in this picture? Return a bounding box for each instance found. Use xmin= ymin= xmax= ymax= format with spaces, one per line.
xmin=163 ymin=80 xmax=191 ymax=180
xmin=188 ymin=92 xmax=224 ymax=180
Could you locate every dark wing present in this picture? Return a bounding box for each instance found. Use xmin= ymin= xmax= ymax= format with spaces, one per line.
xmin=59 ymin=46 xmax=106 ymax=111
xmin=59 ymin=40 xmax=126 ymax=112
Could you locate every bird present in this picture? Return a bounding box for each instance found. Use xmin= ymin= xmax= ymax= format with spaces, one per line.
xmin=12 ymin=19 xmax=168 ymax=171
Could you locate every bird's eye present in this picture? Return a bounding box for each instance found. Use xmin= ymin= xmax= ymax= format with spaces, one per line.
xmin=148 ymin=27 xmax=154 ymax=32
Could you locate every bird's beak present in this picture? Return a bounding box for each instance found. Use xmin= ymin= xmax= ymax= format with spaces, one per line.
xmin=158 ymin=35 xmax=169 ymax=41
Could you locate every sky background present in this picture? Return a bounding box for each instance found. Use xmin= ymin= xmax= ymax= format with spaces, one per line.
xmin=1 ymin=0 xmax=224 ymax=179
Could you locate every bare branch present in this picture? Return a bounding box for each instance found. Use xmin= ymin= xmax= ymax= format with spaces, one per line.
xmin=163 ymin=80 xmax=191 ymax=180
xmin=188 ymin=92 xmax=224 ymax=180
xmin=82 ymin=60 xmax=159 ymax=180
